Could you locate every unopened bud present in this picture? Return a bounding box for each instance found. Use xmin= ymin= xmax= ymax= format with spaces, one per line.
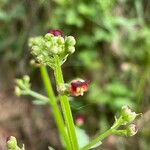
xmin=65 ymin=36 xmax=76 ymax=46
xmin=15 ymin=86 xmax=22 ymax=96
xmin=51 ymin=46 xmax=59 ymax=54
xmin=67 ymin=46 xmax=75 ymax=54
xmin=7 ymin=136 xmax=17 ymax=149
xmin=45 ymin=33 xmax=53 ymax=40
xmin=48 ymin=29 xmax=63 ymax=36
xmin=121 ymin=105 xmax=138 ymax=125
xmin=126 ymin=124 xmax=138 ymax=136
xmin=57 ymin=36 xmax=65 ymax=45
xmin=23 ymin=75 xmax=30 ymax=83
xmin=76 ymin=114 xmax=85 ymax=126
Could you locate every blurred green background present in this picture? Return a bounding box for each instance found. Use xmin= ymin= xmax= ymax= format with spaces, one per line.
xmin=0 ymin=0 xmax=150 ymax=150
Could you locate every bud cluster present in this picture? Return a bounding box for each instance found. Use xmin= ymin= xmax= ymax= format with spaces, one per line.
xmin=15 ymin=75 xmax=31 ymax=96
xmin=121 ymin=105 xmax=139 ymax=125
xmin=7 ymin=136 xmax=25 ymax=150
xmin=28 ymin=30 xmax=76 ymax=68
xmin=112 ymin=105 xmax=141 ymax=137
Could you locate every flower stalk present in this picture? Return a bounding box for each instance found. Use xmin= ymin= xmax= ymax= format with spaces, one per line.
xmin=40 ymin=66 xmax=71 ymax=150
xmin=54 ymin=55 xmax=80 ymax=150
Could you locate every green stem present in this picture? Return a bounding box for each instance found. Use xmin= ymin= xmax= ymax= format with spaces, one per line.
xmin=81 ymin=117 xmax=123 ymax=150
xmin=27 ymin=90 xmax=49 ymax=102
xmin=40 ymin=66 xmax=71 ymax=150
xmin=54 ymin=56 xmax=79 ymax=150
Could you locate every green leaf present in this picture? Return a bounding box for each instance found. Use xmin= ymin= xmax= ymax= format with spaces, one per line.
xmin=105 ymin=82 xmax=132 ymax=97
xmin=65 ymin=10 xmax=83 ymax=27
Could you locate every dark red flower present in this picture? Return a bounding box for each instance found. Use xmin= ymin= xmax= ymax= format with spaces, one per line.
xmin=70 ymin=79 xmax=89 ymax=96
xmin=48 ymin=29 xmax=63 ymax=36
xmin=76 ymin=114 xmax=85 ymax=126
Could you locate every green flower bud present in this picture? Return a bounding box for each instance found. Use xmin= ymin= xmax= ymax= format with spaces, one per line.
xmin=28 ymin=38 xmax=34 ymax=47
xmin=65 ymin=36 xmax=76 ymax=46
xmin=67 ymin=46 xmax=75 ymax=54
xmin=15 ymin=86 xmax=22 ymax=96
xmin=23 ymin=75 xmax=30 ymax=83
xmin=51 ymin=45 xmax=59 ymax=54
xmin=121 ymin=105 xmax=137 ymax=125
xmin=126 ymin=124 xmax=138 ymax=136
xmin=45 ymin=41 xmax=53 ymax=49
xmin=113 ymin=124 xmax=138 ymax=137
xmin=7 ymin=136 xmax=17 ymax=149
xmin=57 ymin=36 xmax=65 ymax=45
xmin=45 ymin=33 xmax=53 ymax=41
xmin=31 ymin=46 xmax=41 ymax=55
xmin=37 ymin=55 xmax=45 ymax=63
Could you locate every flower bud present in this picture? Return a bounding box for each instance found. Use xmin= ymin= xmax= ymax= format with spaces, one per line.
xmin=56 ymin=36 xmax=65 ymax=45
xmin=50 ymin=45 xmax=59 ymax=54
xmin=15 ymin=86 xmax=22 ymax=96
xmin=6 ymin=136 xmax=17 ymax=149
xmin=69 ymin=79 xmax=89 ymax=96
xmin=45 ymin=41 xmax=52 ymax=49
xmin=67 ymin=46 xmax=75 ymax=54
xmin=45 ymin=33 xmax=53 ymax=40
xmin=76 ymin=114 xmax=85 ymax=126
xmin=23 ymin=75 xmax=30 ymax=83
xmin=126 ymin=124 xmax=138 ymax=136
xmin=121 ymin=105 xmax=137 ymax=125
xmin=65 ymin=36 xmax=76 ymax=46
xmin=48 ymin=29 xmax=63 ymax=36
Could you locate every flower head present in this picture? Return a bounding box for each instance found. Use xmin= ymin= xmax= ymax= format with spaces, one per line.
xmin=121 ymin=105 xmax=140 ymax=125
xmin=29 ymin=30 xmax=76 ymax=68
xmin=69 ymin=79 xmax=89 ymax=96
xmin=48 ymin=29 xmax=63 ymax=36
xmin=126 ymin=124 xmax=138 ymax=136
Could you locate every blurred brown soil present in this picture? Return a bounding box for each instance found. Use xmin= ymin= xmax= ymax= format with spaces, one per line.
xmin=0 ymin=90 xmax=62 ymax=150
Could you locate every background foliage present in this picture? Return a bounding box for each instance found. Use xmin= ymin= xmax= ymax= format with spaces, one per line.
xmin=0 ymin=0 xmax=150 ymax=149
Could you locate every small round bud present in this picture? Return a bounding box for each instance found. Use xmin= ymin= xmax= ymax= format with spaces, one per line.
xmin=6 ymin=136 xmax=17 ymax=149
xmin=31 ymin=46 xmax=41 ymax=56
xmin=76 ymin=114 xmax=85 ymax=126
xmin=37 ymin=55 xmax=44 ymax=63
xmin=45 ymin=33 xmax=53 ymax=40
xmin=67 ymin=46 xmax=75 ymax=54
xmin=126 ymin=124 xmax=138 ymax=136
xmin=48 ymin=29 xmax=63 ymax=36
xmin=30 ymin=59 xmax=41 ymax=67
xmin=28 ymin=38 xmax=34 ymax=47
xmin=15 ymin=86 xmax=22 ymax=96
xmin=51 ymin=45 xmax=59 ymax=54
xmin=45 ymin=41 xmax=52 ymax=48
xmin=23 ymin=75 xmax=30 ymax=83
xmin=121 ymin=105 xmax=137 ymax=125
xmin=65 ymin=36 xmax=76 ymax=46
xmin=57 ymin=36 xmax=65 ymax=45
